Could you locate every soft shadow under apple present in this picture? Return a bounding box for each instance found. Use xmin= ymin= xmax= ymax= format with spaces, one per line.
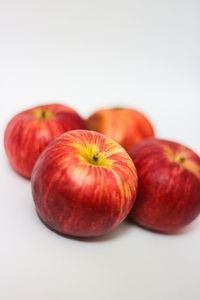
xmin=126 ymin=217 xmax=200 ymax=236
xmin=37 ymin=212 xmax=134 ymax=243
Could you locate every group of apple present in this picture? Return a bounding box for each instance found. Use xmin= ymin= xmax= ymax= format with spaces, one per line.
xmin=4 ymin=103 xmax=200 ymax=237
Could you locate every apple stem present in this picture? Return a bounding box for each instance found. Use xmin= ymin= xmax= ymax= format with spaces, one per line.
xmin=113 ymin=107 xmax=123 ymax=110
xmin=93 ymin=153 xmax=99 ymax=162
xmin=41 ymin=110 xmax=46 ymax=119
xmin=179 ymin=157 xmax=185 ymax=164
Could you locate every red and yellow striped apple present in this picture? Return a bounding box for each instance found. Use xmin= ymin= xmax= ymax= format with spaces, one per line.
xmin=128 ymin=138 xmax=200 ymax=233
xmin=4 ymin=104 xmax=85 ymax=178
xmin=86 ymin=107 xmax=154 ymax=151
xmin=31 ymin=130 xmax=138 ymax=237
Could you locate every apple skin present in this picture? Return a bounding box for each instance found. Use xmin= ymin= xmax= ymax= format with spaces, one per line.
xmin=86 ymin=107 xmax=154 ymax=151
xmin=31 ymin=130 xmax=138 ymax=237
xmin=4 ymin=104 xmax=85 ymax=179
xmin=128 ymin=138 xmax=200 ymax=233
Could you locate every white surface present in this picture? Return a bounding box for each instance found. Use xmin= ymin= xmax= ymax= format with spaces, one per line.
xmin=0 ymin=1 xmax=200 ymax=300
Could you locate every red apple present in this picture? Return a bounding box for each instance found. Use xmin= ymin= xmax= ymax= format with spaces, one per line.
xmin=31 ymin=130 xmax=138 ymax=237
xmin=86 ymin=107 xmax=154 ymax=151
xmin=4 ymin=104 xmax=85 ymax=179
xmin=128 ymin=138 xmax=200 ymax=233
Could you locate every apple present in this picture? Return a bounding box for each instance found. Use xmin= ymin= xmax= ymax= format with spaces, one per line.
xmin=128 ymin=138 xmax=200 ymax=233
xmin=31 ymin=130 xmax=138 ymax=237
xmin=86 ymin=107 xmax=154 ymax=151
xmin=4 ymin=104 xmax=85 ymax=179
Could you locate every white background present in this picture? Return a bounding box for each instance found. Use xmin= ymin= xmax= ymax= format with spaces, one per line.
xmin=0 ymin=1 xmax=200 ymax=300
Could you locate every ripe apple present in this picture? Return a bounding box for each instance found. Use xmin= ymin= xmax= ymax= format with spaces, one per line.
xmin=128 ymin=138 xmax=200 ymax=233
xmin=31 ymin=130 xmax=138 ymax=237
xmin=4 ymin=104 xmax=85 ymax=179
xmin=86 ymin=107 xmax=154 ymax=151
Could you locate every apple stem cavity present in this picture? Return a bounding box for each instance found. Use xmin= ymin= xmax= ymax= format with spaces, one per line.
xmin=93 ymin=153 xmax=99 ymax=162
xmin=178 ymin=156 xmax=185 ymax=164
xmin=41 ymin=110 xmax=46 ymax=119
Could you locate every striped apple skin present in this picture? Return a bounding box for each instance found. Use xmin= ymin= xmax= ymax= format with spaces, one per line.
xmin=4 ymin=104 xmax=85 ymax=178
xmin=86 ymin=108 xmax=154 ymax=151
xmin=128 ymin=138 xmax=200 ymax=233
xmin=31 ymin=130 xmax=138 ymax=237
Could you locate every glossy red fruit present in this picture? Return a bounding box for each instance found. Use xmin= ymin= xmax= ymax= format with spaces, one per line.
xmin=4 ymin=104 xmax=85 ymax=178
xmin=86 ymin=107 xmax=154 ymax=151
xmin=31 ymin=130 xmax=138 ymax=237
xmin=128 ymin=138 xmax=200 ymax=233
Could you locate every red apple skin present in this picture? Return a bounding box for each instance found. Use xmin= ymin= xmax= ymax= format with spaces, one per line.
xmin=31 ymin=130 xmax=138 ymax=237
xmin=86 ymin=107 xmax=154 ymax=151
xmin=128 ymin=138 xmax=200 ymax=233
xmin=4 ymin=104 xmax=85 ymax=179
